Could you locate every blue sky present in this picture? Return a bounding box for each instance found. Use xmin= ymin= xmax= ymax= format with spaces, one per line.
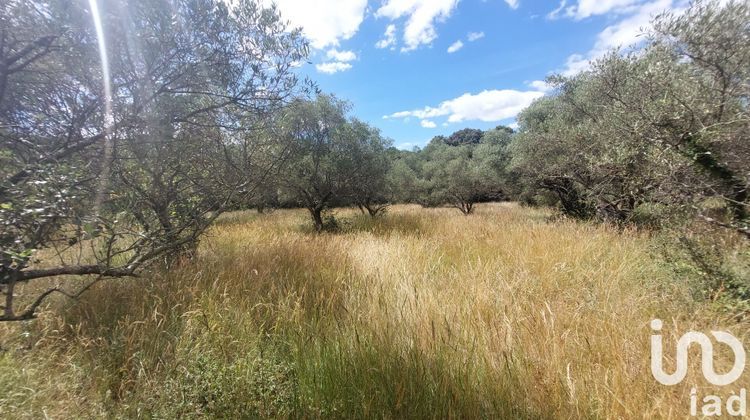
xmin=268 ymin=0 xmax=682 ymax=149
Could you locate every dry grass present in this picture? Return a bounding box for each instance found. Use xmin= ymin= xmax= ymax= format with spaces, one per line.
xmin=1 ymin=203 xmax=747 ymax=418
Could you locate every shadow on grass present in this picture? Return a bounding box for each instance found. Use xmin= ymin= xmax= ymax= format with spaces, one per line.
xmin=294 ymin=212 xmax=428 ymax=238
xmin=291 ymin=332 xmax=548 ymax=419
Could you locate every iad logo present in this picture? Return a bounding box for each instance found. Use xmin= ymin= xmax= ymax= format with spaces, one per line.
xmin=650 ymin=319 xmax=747 ymax=416
xmin=651 ymin=319 xmax=745 ymax=386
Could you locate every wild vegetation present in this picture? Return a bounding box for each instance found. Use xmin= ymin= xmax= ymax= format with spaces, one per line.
xmin=0 ymin=0 xmax=748 ymax=418
xmin=0 ymin=204 xmax=747 ymax=419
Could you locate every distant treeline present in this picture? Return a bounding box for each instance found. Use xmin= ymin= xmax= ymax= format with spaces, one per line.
xmin=253 ymin=0 xmax=749 ymax=238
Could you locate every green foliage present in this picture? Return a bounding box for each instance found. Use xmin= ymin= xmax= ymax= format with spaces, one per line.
xmin=0 ymin=0 xmax=307 ymax=319
xmin=157 ymin=350 xmax=297 ymax=419
xmin=385 ymin=127 xmax=511 ymax=214
xmin=657 ymin=228 xmax=750 ymax=315
xmin=510 ymin=0 xmax=749 ymax=227
xmin=278 ymin=95 xmax=392 ymax=230
xmin=445 ymin=128 xmax=484 ymax=146
xmin=291 ymin=332 xmax=531 ymax=419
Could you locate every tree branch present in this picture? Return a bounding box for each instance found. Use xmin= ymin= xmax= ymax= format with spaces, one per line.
xmin=13 ymin=265 xmax=136 ymax=283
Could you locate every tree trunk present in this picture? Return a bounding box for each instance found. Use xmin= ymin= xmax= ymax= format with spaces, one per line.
xmin=541 ymin=177 xmax=594 ymax=220
xmin=681 ymin=134 xmax=748 ymax=220
xmin=364 ymin=202 xmax=387 ymax=217
xmin=3 ymin=273 xmax=17 ymax=319
xmin=309 ymin=206 xmax=324 ymax=232
xmin=152 ymin=202 xmax=200 ymax=265
xmin=458 ymin=201 xmax=474 ymax=215
xmin=731 ymin=183 xmax=748 ymax=221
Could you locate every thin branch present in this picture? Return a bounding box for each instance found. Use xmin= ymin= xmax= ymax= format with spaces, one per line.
xmin=0 ymin=276 xmax=106 ymax=322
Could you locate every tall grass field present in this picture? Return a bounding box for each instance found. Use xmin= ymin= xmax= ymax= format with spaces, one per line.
xmin=1 ymin=204 xmax=747 ymax=418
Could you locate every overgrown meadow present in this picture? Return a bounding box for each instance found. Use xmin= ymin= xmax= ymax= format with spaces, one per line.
xmin=1 ymin=204 xmax=747 ymax=419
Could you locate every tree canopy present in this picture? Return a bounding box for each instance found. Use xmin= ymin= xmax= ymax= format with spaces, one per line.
xmin=0 ymin=0 xmax=307 ymax=320
xmin=510 ymin=0 xmax=749 ymax=231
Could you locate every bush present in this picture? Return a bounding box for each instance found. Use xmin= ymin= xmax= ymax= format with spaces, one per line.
xmin=156 ymin=350 xmax=297 ymax=419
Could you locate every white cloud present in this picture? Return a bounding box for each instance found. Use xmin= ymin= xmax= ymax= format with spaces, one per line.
xmin=467 ymin=31 xmax=485 ymax=42
xmin=447 ymin=40 xmax=464 ymax=53
xmin=546 ymin=0 xmax=568 ymax=20
xmin=442 ymin=90 xmax=545 ymax=122
xmin=395 ymin=142 xmax=416 ymax=150
xmin=375 ymin=0 xmax=460 ymax=52
xmin=593 ymin=0 xmax=672 ymax=51
xmin=383 ymin=111 xmax=412 ymax=119
xmin=559 ymin=0 xmax=675 ymax=75
xmin=560 ymin=53 xmax=592 ymax=76
xmin=386 ymin=89 xmax=545 ymax=124
xmin=528 ymin=80 xmax=553 ymax=92
xmin=266 ymin=0 xmax=367 ymax=49
xmin=375 ymin=24 xmax=398 ymax=49
xmin=316 ymin=61 xmax=353 ymax=74
xmin=326 ymin=49 xmax=357 ymax=62
xmin=318 ymin=49 xmax=357 ymax=74
xmin=504 ymin=0 xmax=520 ymax=9
xmin=420 ymin=119 xmax=437 ymax=128
xmin=564 ymin=0 xmax=640 ymax=20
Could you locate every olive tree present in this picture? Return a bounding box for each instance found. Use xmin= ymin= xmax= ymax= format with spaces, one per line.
xmin=510 ymin=0 xmax=748 ymax=230
xmin=386 ymin=149 xmax=427 ymax=205
xmin=420 ymin=142 xmax=499 ymax=215
xmin=278 ymin=95 xmax=391 ymax=230
xmin=350 ymin=121 xmax=393 ymax=217
xmin=0 ymin=0 xmax=307 ymax=320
